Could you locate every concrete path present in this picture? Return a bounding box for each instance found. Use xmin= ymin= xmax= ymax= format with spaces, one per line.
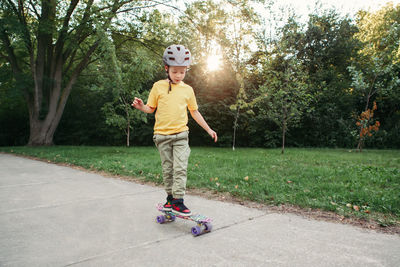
xmin=0 ymin=153 xmax=399 ymax=267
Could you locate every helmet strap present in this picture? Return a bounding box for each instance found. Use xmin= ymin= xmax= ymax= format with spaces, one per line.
xmin=166 ymin=66 xmax=174 ymax=94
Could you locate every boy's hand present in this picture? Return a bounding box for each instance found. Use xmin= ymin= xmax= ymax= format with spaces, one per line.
xmin=131 ymin=97 xmax=155 ymax=114
xmin=131 ymin=97 xmax=144 ymax=110
xmin=208 ymin=129 xmax=218 ymax=143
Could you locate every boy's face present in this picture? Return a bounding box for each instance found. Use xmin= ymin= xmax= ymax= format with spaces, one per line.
xmin=166 ymin=66 xmax=187 ymax=84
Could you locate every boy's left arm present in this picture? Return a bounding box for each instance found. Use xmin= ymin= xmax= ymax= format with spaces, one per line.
xmin=189 ymin=109 xmax=218 ymax=142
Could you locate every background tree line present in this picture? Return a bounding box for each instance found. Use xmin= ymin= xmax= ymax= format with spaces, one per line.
xmin=1 ymin=0 xmax=399 ymax=150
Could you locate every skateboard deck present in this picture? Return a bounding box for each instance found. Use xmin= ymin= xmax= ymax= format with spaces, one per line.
xmin=156 ymin=203 xmax=213 ymax=236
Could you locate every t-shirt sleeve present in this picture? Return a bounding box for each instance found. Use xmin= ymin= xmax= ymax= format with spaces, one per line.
xmin=146 ymin=83 xmax=158 ymax=108
xmin=187 ymin=87 xmax=198 ymax=111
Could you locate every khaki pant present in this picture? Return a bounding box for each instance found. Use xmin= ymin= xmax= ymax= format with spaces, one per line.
xmin=153 ymin=131 xmax=190 ymax=199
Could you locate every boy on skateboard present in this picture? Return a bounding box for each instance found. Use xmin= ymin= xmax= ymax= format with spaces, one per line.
xmin=132 ymin=45 xmax=217 ymax=216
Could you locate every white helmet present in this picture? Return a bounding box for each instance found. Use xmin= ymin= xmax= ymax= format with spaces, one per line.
xmin=163 ymin=45 xmax=192 ymax=66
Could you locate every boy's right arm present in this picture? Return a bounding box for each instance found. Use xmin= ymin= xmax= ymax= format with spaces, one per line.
xmin=131 ymin=97 xmax=155 ymax=113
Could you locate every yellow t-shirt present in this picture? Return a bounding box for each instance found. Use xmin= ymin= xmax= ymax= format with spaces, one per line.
xmin=147 ymin=80 xmax=198 ymax=135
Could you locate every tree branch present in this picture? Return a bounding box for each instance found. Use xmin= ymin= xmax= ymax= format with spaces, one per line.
xmin=28 ymin=0 xmax=40 ymax=18
xmin=45 ymin=40 xmax=100 ymax=140
xmin=34 ymin=0 xmax=57 ymax=119
xmin=5 ymin=0 xmax=18 ymax=14
xmin=12 ymin=0 xmax=33 ymax=52
xmin=52 ymin=0 xmax=79 ymax=78
xmin=60 ymin=41 xmax=101 ymax=115
xmin=116 ymin=0 xmax=174 ymax=14
xmin=112 ymin=31 xmax=165 ymax=57
xmin=4 ymin=0 xmax=32 ymax=52
xmin=0 ymin=25 xmax=21 ymax=76
xmin=63 ymin=0 xmax=94 ymax=61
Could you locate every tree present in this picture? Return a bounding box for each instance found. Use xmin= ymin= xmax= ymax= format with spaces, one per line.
xmin=172 ymin=0 xmax=251 ymax=148
xmin=355 ymin=101 xmax=380 ymax=152
xmin=101 ymin=39 xmax=156 ymax=146
xmin=298 ymin=9 xmax=359 ymax=147
xmin=257 ymin=16 xmax=312 ymax=154
xmin=0 ymin=0 xmax=168 ymax=145
xmin=355 ymin=3 xmax=400 ymax=66
xmin=178 ymin=0 xmax=227 ymax=56
xmin=349 ymin=3 xmax=400 ymax=150
xmin=347 ymin=58 xmax=398 ymax=150
xmin=218 ymin=0 xmax=259 ymax=150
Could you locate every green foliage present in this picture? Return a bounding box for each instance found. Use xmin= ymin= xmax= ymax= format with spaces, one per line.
xmin=0 ymin=67 xmax=29 ymax=145
xmin=1 ymin=1 xmax=399 ymax=149
xmin=0 ymin=0 xmax=172 ymax=145
xmin=97 ymin=33 xmax=156 ymax=146
xmin=356 ymin=3 xmax=400 ymax=65
xmin=297 ymin=9 xmax=360 ymax=148
xmin=54 ymin=78 xmax=120 ymax=146
xmin=348 ymin=3 xmax=400 ymax=150
xmin=219 ymin=0 xmax=260 ymax=149
xmin=255 ymin=15 xmax=312 ymax=153
xmin=258 ymin=57 xmax=311 ymax=128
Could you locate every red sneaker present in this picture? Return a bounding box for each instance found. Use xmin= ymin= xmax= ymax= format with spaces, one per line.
xmin=163 ymin=195 xmax=173 ymax=211
xmin=171 ymin=198 xmax=191 ymax=216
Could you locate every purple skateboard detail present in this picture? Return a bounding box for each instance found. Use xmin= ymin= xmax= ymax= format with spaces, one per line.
xmin=156 ymin=203 xmax=213 ymax=236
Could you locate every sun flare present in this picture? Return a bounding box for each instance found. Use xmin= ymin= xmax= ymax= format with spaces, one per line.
xmin=207 ymin=54 xmax=222 ymax=71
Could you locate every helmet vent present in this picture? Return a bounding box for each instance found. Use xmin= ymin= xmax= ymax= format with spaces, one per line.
xmin=163 ymin=44 xmax=191 ymax=66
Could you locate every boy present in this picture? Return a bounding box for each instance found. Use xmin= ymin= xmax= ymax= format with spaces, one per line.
xmin=132 ymin=44 xmax=217 ymax=216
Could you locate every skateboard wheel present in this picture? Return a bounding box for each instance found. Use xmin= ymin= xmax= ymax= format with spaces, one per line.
xmin=156 ymin=215 xmax=166 ymax=224
xmin=191 ymin=226 xmax=202 ymax=236
xmin=204 ymin=222 xmax=213 ymax=232
xmin=166 ymin=214 xmax=175 ymax=222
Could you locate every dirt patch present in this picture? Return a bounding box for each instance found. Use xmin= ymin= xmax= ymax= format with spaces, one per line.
xmin=5 ymin=153 xmax=400 ymax=235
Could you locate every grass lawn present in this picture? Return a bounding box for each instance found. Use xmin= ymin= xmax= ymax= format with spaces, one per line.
xmin=1 ymin=146 xmax=399 ymax=227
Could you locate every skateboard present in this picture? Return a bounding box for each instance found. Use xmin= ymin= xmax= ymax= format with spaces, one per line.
xmin=156 ymin=203 xmax=213 ymax=236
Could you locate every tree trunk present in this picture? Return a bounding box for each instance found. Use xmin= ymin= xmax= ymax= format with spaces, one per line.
xmin=357 ymin=75 xmax=377 ymax=152
xmin=232 ymin=107 xmax=240 ymax=151
xmin=28 ymin=120 xmax=54 ymax=146
xmin=357 ymin=132 xmax=363 ymax=152
xmin=282 ymin=107 xmax=287 ymax=154
xmin=2 ymin=0 xmax=123 ymax=146
xmin=357 ymin=139 xmax=363 ymax=152
xmin=281 ymin=120 xmax=286 ymax=154
xmin=26 ymin=41 xmax=99 ymax=146
xmin=127 ymin=117 xmax=130 ymax=147
xmin=357 ymin=95 xmax=371 ymax=152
